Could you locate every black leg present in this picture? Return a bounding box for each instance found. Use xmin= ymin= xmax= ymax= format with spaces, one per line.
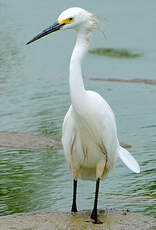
xmin=91 ymin=178 xmax=102 ymax=224
xmin=71 ymin=179 xmax=78 ymax=212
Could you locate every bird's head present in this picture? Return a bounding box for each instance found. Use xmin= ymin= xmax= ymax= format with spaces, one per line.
xmin=58 ymin=7 xmax=99 ymax=31
xmin=26 ymin=7 xmax=100 ymax=45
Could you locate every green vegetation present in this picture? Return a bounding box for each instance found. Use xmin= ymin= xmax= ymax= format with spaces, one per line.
xmin=89 ymin=48 xmax=143 ymax=58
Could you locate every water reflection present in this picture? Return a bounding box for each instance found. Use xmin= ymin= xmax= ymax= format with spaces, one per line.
xmin=0 ymin=148 xmax=66 ymax=215
xmin=0 ymin=17 xmax=21 ymax=78
xmin=0 ymin=140 xmax=155 ymax=217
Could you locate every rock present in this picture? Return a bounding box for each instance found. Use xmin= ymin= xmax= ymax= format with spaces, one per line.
xmin=120 ymin=142 xmax=132 ymax=149
xmin=90 ymin=77 xmax=156 ymax=86
xmin=0 ymin=209 xmax=155 ymax=230
xmin=0 ymin=132 xmax=62 ymax=150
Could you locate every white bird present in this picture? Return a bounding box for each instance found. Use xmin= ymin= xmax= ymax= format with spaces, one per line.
xmin=27 ymin=7 xmax=140 ymax=224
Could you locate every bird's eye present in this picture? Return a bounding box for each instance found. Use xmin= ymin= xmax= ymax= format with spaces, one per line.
xmin=69 ymin=17 xmax=73 ymax=21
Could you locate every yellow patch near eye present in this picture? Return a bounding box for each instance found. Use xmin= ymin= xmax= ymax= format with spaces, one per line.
xmin=58 ymin=17 xmax=74 ymax=24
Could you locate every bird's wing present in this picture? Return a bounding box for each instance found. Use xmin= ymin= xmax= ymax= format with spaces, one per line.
xmin=86 ymin=90 xmax=140 ymax=174
xmin=118 ymin=146 xmax=140 ymax=173
xmin=62 ymin=105 xmax=76 ymax=165
xmin=86 ymin=90 xmax=118 ymax=150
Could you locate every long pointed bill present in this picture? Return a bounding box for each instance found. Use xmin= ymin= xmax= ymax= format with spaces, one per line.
xmin=26 ymin=21 xmax=65 ymax=45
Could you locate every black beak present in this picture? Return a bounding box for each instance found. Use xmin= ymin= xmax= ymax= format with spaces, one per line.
xmin=26 ymin=21 xmax=65 ymax=45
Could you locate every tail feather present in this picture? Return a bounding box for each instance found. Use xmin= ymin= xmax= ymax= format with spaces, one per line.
xmin=118 ymin=146 xmax=140 ymax=173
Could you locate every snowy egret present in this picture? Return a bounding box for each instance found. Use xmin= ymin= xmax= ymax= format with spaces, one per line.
xmin=27 ymin=7 xmax=140 ymax=224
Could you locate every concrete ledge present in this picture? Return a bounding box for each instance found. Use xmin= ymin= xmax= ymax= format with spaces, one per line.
xmin=0 ymin=210 xmax=155 ymax=230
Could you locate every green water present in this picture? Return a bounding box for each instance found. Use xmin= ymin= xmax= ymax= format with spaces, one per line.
xmin=0 ymin=0 xmax=155 ymax=217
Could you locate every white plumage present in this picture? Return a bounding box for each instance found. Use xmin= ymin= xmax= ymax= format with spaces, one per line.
xmin=60 ymin=8 xmax=140 ymax=181
xmin=27 ymin=7 xmax=140 ymax=223
xmin=62 ymin=90 xmax=118 ymax=181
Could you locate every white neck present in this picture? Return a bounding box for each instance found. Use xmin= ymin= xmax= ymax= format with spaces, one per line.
xmin=69 ymin=29 xmax=92 ymax=112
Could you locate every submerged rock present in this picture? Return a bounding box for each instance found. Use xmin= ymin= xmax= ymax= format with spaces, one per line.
xmin=90 ymin=77 xmax=156 ymax=86
xmin=0 ymin=132 xmax=62 ymax=150
xmin=89 ymin=48 xmax=143 ymax=58
xmin=0 ymin=209 xmax=155 ymax=230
